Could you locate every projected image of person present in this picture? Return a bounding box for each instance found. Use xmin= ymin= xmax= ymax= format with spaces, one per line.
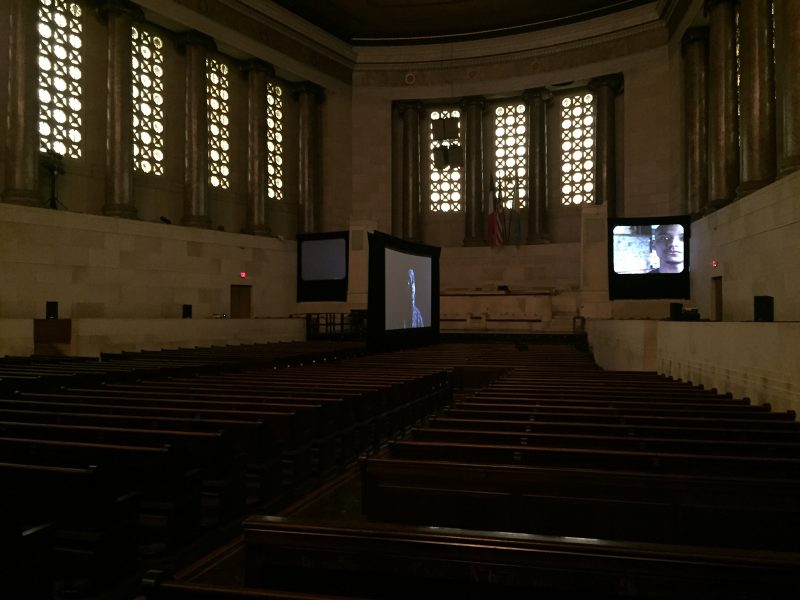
xmin=650 ymin=224 xmax=684 ymax=273
xmin=405 ymin=268 xmax=424 ymax=328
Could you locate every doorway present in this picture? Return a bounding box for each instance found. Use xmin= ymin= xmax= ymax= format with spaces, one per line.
xmin=712 ymin=276 xmax=722 ymax=321
xmin=230 ymin=284 xmax=252 ymax=318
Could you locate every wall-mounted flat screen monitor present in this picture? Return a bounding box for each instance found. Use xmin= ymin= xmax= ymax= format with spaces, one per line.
xmin=296 ymin=231 xmax=349 ymax=302
xmin=608 ymin=216 xmax=690 ymax=300
xmin=368 ymin=232 xmax=440 ymax=349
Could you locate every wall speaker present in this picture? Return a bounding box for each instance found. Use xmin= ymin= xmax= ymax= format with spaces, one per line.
xmin=182 ymin=304 xmax=192 ymax=319
xmin=669 ymin=302 xmax=683 ymax=321
xmin=754 ymin=295 xmax=774 ymax=322
xmin=45 ymin=301 xmax=58 ymax=320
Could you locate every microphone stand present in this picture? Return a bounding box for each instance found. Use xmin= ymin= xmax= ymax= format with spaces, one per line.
xmin=41 ymin=149 xmax=66 ymax=210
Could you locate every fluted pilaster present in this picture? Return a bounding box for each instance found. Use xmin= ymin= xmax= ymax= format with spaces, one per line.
xmin=461 ymin=96 xmax=485 ymax=246
xmin=775 ymin=0 xmax=800 ymax=176
xmin=737 ymin=0 xmax=776 ymax=196
xmin=100 ymin=0 xmax=142 ymax=218
xmin=2 ymin=0 xmax=42 ymax=206
xmin=243 ymin=60 xmax=274 ymax=236
xmin=705 ymin=0 xmax=740 ymax=210
xmin=399 ymin=102 xmax=423 ymax=242
xmin=295 ymin=82 xmax=324 ymax=234
xmin=683 ymin=27 xmax=710 ymax=216
xmin=524 ymin=88 xmax=551 ymax=243
xmin=589 ymin=74 xmax=623 ymax=218
xmin=179 ymin=31 xmax=215 ymax=228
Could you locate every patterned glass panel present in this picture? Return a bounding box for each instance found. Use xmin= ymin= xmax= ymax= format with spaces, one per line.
xmin=560 ymin=93 xmax=595 ymax=206
xmin=38 ymin=0 xmax=83 ymax=158
xmin=266 ymin=82 xmax=284 ymax=201
xmin=493 ymin=102 xmax=528 ymax=209
xmin=429 ymin=109 xmax=462 ymax=213
xmin=131 ymin=26 xmax=165 ymax=175
xmin=207 ymin=57 xmax=230 ymax=189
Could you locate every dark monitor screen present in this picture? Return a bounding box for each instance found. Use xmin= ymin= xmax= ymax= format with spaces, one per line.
xmin=296 ymin=232 xmax=349 ymax=302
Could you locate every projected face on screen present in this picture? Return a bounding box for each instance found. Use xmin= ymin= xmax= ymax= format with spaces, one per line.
xmin=612 ymin=224 xmax=685 ymax=274
xmin=385 ymin=249 xmax=431 ymax=330
xmin=651 ymin=224 xmax=684 ymax=273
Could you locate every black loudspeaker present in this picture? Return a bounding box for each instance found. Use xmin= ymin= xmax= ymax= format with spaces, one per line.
xmin=182 ymin=304 xmax=193 ymax=319
xmin=669 ymin=302 xmax=683 ymax=321
xmin=45 ymin=301 xmax=58 ymax=320
xmin=754 ymin=295 xmax=774 ymax=322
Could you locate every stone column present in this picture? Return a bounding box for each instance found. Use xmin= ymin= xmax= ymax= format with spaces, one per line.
xmin=100 ymin=0 xmax=141 ymax=218
xmin=295 ymin=82 xmax=324 ymax=234
xmin=400 ymin=102 xmax=422 ymax=242
xmin=243 ymin=60 xmax=273 ymax=236
xmin=178 ymin=32 xmax=215 ymax=228
xmin=462 ymin=96 xmax=485 ymax=246
xmin=775 ymin=0 xmax=800 ymax=176
xmin=391 ymin=103 xmax=404 ymax=238
xmin=589 ymin=74 xmax=623 ymax=218
xmin=524 ymin=88 xmax=551 ymax=243
xmin=683 ymin=27 xmax=710 ymax=216
xmin=706 ymin=0 xmax=739 ymax=210
xmin=737 ymin=0 xmax=776 ymax=195
xmin=2 ymin=0 xmax=41 ymax=206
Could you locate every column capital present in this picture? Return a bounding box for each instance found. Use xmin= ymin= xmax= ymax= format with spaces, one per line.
xmin=396 ymin=100 xmax=423 ymax=116
xmin=682 ymin=26 xmax=709 ymax=51
xmin=175 ymin=30 xmax=217 ymax=53
xmin=704 ymin=0 xmax=739 ymax=14
xmin=97 ymin=0 xmax=144 ymax=21
xmin=292 ymin=81 xmax=325 ymax=101
xmin=522 ymin=87 xmax=552 ymax=104
xmin=588 ymin=73 xmax=624 ymax=94
xmin=459 ymin=95 xmax=485 ymax=109
xmin=241 ymin=59 xmax=275 ymax=77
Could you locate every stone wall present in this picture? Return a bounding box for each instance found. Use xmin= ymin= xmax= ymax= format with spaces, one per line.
xmin=0 ymin=203 xmax=297 ymax=319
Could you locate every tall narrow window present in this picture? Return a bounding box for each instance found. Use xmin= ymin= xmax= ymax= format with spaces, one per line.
xmin=493 ymin=102 xmax=528 ymax=209
xmin=266 ymin=82 xmax=284 ymax=201
xmin=560 ymin=93 xmax=595 ymax=206
xmin=207 ymin=57 xmax=230 ymax=189
xmin=38 ymin=0 xmax=83 ymax=158
xmin=131 ymin=26 xmax=165 ymax=175
xmin=429 ymin=109 xmax=462 ymax=213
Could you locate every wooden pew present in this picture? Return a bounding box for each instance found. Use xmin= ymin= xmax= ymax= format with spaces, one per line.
xmin=386 ymin=439 xmax=800 ymax=478
xmin=409 ymin=426 xmax=800 ymax=457
xmin=442 ymin=406 xmax=800 ymax=430
xmin=15 ymin=390 xmax=322 ymax=491
xmin=428 ymin=415 xmax=800 ymax=442
xmin=0 ymin=436 xmax=200 ymax=554
xmin=360 ymin=455 xmax=800 ymax=550
xmin=241 ymin=515 xmax=800 ymax=599
xmin=0 ymin=460 xmax=138 ymax=594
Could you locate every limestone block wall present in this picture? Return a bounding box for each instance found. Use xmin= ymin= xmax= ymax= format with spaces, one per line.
xmin=690 ymin=171 xmax=800 ymax=322
xmin=657 ymin=321 xmax=800 ymax=414
xmin=0 ymin=204 xmax=297 ymax=321
xmin=440 ymin=243 xmax=581 ymax=293
xmin=0 ymin=320 xmax=34 ymax=357
xmin=68 ymin=317 xmax=303 ymax=356
xmin=587 ymin=319 xmax=800 ymax=414
xmin=587 ymin=318 xmax=657 ymax=371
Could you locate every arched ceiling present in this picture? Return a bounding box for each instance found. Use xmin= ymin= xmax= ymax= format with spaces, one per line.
xmin=268 ymin=0 xmax=656 ymax=45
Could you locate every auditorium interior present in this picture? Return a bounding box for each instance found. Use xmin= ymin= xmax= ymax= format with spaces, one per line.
xmin=1 ymin=0 xmax=799 ymax=598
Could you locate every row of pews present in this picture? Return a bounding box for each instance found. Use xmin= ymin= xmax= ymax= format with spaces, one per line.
xmin=151 ymin=342 xmax=800 ymax=600
xmin=0 ymin=341 xmax=453 ymax=599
